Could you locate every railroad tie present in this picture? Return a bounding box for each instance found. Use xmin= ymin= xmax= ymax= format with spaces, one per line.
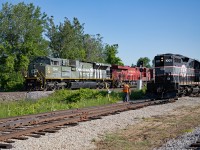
xmin=43 ymin=129 xmax=58 ymax=133
xmin=12 ymin=137 xmax=28 ymax=140
xmin=32 ymin=132 xmax=46 ymax=135
xmin=89 ymin=116 xmax=102 ymax=120
xmin=4 ymin=140 xmax=15 ymax=143
xmin=0 ymin=143 xmax=12 ymax=149
xmin=26 ymin=134 xmax=41 ymax=138
xmin=188 ymin=138 xmax=200 ymax=150
xmin=64 ymin=123 xmax=79 ymax=126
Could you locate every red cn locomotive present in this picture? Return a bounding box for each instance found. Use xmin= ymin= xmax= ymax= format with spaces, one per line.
xmin=111 ymin=65 xmax=153 ymax=88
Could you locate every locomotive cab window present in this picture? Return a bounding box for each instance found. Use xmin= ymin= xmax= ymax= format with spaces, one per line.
xmin=51 ymin=60 xmax=59 ymax=66
xmin=182 ymin=57 xmax=189 ymax=62
xmin=62 ymin=60 xmax=66 ymax=66
xmin=174 ymin=58 xmax=181 ymax=63
xmin=106 ymin=70 xmax=111 ymax=77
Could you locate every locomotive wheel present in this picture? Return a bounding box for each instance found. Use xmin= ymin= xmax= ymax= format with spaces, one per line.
xmin=61 ymin=85 xmax=65 ymax=90
xmin=65 ymin=82 xmax=71 ymax=89
xmin=113 ymin=81 xmax=119 ymax=88
xmin=43 ymin=86 xmax=47 ymax=91
xmin=107 ymin=82 xmax=111 ymax=88
xmin=98 ymin=82 xmax=104 ymax=89
xmin=50 ymin=86 xmax=56 ymax=91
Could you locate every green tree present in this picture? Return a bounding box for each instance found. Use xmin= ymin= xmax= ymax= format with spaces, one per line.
xmin=136 ymin=57 xmax=151 ymax=68
xmin=131 ymin=63 xmax=136 ymax=67
xmin=0 ymin=2 xmax=48 ymax=90
xmin=105 ymin=44 xmax=124 ymax=65
xmin=47 ymin=17 xmax=107 ymax=63
xmin=47 ymin=17 xmax=86 ymax=60
xmin=83 ymin=34 xmax=106 ymax=62
xmin=46 ymin=16 xmax=62 ymax=57
xmin=63 ymin=17 xmax=85 ymax=60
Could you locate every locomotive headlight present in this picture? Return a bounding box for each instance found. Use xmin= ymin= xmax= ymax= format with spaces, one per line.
xmin=31 ymin=69 xmax=38 ymax=76
xmin=161 ymin=57 xmax=164 ymax=62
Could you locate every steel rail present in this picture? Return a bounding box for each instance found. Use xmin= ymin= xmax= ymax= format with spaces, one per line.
xmin=0 ymin=99 xmax=175 ymax=142
xmin=0 ymin=102 xmax=131 ymax=130
xmin=0 ymin=101 xmax=129 ymax=122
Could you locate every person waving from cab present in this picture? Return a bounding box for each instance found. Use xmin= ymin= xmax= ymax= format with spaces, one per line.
xmin=123 ymin=83 xmax=131 ymax=102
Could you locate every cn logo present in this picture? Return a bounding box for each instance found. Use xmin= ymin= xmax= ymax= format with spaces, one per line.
xmin=180 ymin=65 xmax=187 ymax=77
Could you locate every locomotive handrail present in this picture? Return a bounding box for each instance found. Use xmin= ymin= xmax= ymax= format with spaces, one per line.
xmin=37 ymin=71 xmax=45 ymax=78
xmin=36 ymin=71 xmax=45 ymax=86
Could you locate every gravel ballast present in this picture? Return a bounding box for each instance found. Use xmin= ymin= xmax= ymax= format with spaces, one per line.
xmin=155 ymin=127 xmax=200 ymax=150
xmin=0 ymin=91 xmax=54 ymax=101
xmin=8 ymin=97 xmax=200 ymax=150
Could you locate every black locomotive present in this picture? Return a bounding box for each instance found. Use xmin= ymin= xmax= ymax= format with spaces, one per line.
xmin=147 ymin=53 xmax=200 ymax=99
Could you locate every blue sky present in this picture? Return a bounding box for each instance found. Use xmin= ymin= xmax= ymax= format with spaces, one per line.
xmin=1 ymin=0 xmax=200 ymax=66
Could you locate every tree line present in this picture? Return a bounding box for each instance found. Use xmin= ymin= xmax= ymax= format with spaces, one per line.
xmin=0 ymin=2 xmax=150 ymax=91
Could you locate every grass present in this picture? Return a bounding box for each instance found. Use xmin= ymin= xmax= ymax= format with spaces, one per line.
xmin=0 ymin=88 xmax=146 ymax=118
xmin=95 ymin=106 xmax=200 ymax=150
xmin=0 ymin=89 xmax=122 ymax=118
xmin=130 ymin=87 xmax=146 ymax=100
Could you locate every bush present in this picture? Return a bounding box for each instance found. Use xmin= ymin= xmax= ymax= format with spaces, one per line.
xmin=0 ymin=88 xmax=148 ymax=118
xmin=0 ymin=89 xmax=121 ymax=118
xmin=130 ymin=87 xmax=146 ymax=100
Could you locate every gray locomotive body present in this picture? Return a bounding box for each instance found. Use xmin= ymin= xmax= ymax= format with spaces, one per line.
xmin=25 ymin=57 xmax=111 ymax=90
xmin=147 ymin=53 xmax=200 ymax=99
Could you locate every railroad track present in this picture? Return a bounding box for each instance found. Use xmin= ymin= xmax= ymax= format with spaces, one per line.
xmin=0 ymin=98 xmax=176 ymax=149
xmin=188 ymin=137 xmax=200 ymax=149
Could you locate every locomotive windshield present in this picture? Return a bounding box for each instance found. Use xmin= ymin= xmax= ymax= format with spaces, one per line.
xmin=33 ymin=57 xmax=51 ymax=65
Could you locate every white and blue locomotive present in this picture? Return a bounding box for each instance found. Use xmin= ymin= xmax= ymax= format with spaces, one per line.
xmin=147 ymin=53 xmax=200 ymax=99
xmin=25 ymin=56 xmax=112 ymax=90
